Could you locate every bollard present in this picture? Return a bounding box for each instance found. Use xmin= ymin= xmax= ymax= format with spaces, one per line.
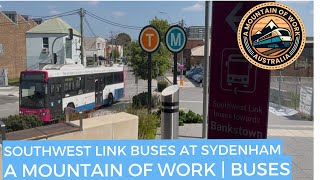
xmin=0 ymin=120 xmax=6 ymax=142
xmin=161 ymin=85 xmax=180 ymax=139
xmin=79 ymin=111 xmax=84 ymax=131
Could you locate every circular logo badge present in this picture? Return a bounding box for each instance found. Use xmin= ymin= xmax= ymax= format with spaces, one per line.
xmin=238 ymin=2 xmax=306 ymax=70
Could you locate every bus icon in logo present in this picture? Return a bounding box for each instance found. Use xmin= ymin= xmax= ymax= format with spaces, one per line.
xmin=221 ymin=48 xmax=257 ymax=94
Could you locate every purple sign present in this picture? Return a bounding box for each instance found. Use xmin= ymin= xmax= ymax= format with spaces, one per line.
xmin=208 ymin=2 xmax=271 ymax=139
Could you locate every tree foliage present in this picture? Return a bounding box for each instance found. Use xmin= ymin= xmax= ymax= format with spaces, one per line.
xmin=116 ymin=32 xmax=131 ymax=45
xmin=128 ymin=17 xmax=172 ymax=80
xmin=110 ymin=49 xmax=120 ymax=59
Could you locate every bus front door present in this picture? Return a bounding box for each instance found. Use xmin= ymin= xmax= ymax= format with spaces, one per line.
xmin=95 ymin=78 xmax=103 ymax=106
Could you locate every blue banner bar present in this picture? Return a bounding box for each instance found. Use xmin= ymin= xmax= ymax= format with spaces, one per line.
xmin=2 ymin=139 xmax=291 ymax=179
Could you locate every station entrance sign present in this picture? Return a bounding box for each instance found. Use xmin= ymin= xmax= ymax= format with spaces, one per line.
xmin=139 ymin=25 xmax=160 ymax=113
xmin=165 ymin=25 xmax=187 ymax=85
xmin=139 ymin=25 xmax=160 ymax=53
xmin=208 ymin=2 xmax=271 ymax=139
xmin=165 ymin=25 xmax=187 ymax=53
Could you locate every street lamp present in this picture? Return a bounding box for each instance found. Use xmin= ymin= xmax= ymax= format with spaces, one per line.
xmin=159 ymin=11 xmax=173 ymax=24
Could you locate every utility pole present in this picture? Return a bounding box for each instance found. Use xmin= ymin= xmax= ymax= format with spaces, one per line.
xmin=202 ymin=1 xmax=210 ymax=139
xmin=110 ymin=31 xmax=115 ymax=62
xmin=80 ymin=8 xmax=85 ymax=67
xmin=180 ymin=19 xmax=184 ymax=87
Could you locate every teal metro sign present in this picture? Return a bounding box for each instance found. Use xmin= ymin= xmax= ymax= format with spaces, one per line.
xmin=165 ymin=25 xmax=187 ymax=53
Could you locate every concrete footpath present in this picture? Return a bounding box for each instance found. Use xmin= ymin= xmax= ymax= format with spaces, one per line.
xmin=159 ymin=75 xmax=314 ymax=180
xmin=0 ymin=86 xmax=19 ymax=97
xmin=156 ymin=114 xmax=313 ymax=179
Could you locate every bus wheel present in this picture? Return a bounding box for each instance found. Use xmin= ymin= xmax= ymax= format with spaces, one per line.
xmin=108 ymin=93 xmax=114 ymax=106
xmin=67 ymin=103 xmax=75 ymax=109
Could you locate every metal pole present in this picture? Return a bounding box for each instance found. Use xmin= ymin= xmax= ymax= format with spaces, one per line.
xmin=180 ymin=19 xmax=184 ymax=87
xmin=148 ymin=53 xmax=152 ymax=113
xmin=278 ymin=70 xmax=282 ymax=109
xmin=80 ymin=8 xmax=85 ymax=67
xmin=202 ymin=1 xmax=210 ymax=139
xmin=173 ymin=53 xmax=178 ymax=85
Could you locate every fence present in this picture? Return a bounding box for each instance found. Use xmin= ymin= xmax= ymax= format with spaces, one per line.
xmin=269 ymin=76 xmax=313 ymax=120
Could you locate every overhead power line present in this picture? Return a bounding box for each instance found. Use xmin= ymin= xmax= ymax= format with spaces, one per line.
xmin=0 ymin=9 xmax=80 ymax=26
xmin=84 ymin=16 xmax=97 ymax=37
xmin=85 ymin=10 xmax=142 ymax=30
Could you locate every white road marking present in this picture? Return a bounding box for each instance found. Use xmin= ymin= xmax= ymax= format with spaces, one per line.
xmin=0 ymin=109 xmax=9 ymax=112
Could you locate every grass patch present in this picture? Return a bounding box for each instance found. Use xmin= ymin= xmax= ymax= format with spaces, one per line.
xmin=8 ymin=78 xmax=20 ymax=86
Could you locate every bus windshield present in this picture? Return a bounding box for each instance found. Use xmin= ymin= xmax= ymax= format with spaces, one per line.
xmin=20 ymin=81 xmax=46 ymax=108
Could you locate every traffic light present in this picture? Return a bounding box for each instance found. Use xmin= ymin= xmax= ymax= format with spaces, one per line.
xmin=68 ymin=28 xmax=73 ymax=40
xmin=53 ymin=53 xmax=57 ymax=64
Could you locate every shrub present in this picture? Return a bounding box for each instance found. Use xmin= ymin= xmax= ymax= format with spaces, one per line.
xmin=126 ymin=107 xmax=159 ymax=139
xmin=2 ymin=115 xmax=43 ymax=133
xmin=157 ymin=80 xmax=169 ymax=92
xmin=152 ymin=108 xmax=184 ymax=127
xmin=132 ymin=92 xmax=159 ymax=109
xmin=185 ymin=110 xmax=203 ymax=123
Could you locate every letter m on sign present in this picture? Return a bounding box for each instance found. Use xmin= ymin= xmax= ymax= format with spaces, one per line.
xmin=171 ymin=33 xmax=181 ymax=46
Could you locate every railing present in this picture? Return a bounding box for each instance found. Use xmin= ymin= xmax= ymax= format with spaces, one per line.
xmin=64 ymin=107 xmax=84 ymax=131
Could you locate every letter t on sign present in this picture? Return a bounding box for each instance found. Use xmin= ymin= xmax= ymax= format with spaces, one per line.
xmin=146 ymin=34 xmax=154 ymax=47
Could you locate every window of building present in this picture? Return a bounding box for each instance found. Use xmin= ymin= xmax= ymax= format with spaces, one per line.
xmin=0 ymin=44 xmax=3 ymax=55
xmin=97 ymin=43 xmax=101 ymax=49
xmin=66 ymin=38 xmax=72 ymax=58
xmin=43 ymin=37 xmax=49 ymax=48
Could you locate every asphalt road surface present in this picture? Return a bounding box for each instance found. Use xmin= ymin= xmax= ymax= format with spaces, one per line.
xmin=0 ymin=95 xmax=19 ymax=119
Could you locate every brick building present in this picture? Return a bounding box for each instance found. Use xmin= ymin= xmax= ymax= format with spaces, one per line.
xmin=0 ymin=11 xmax=38 ymax=78
xmin=176 ymin=39 xmax=205 ymax=70
xmin=271 ymin=37 xmax=314 ymax=77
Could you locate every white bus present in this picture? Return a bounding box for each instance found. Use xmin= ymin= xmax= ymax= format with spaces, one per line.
xmin=19 ymin=64 xmax=125 ymax=122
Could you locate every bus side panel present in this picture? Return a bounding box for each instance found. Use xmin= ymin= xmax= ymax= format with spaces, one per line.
xmin=102 ymin=83 xmax=125 ymax=104
xmin=62 ymin=92 xmax=95 ymax=112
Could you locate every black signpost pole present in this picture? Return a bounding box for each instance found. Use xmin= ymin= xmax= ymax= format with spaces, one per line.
xmin=173 ymin=53 xmax=178 ymax=85
xmin=148 ymin=53 xmax=152 ymax=113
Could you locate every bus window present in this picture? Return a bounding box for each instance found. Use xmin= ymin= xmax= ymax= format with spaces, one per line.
xmin=76 ymin=78 xmax=81 ymax=89
xmin=56 ymin=83 xmax=61 ymax=93
xmin=114 ymin=72 xmax=123 ymax=83
xmin=50 ymin=84 xmax=55 ymax=95
xmin=106 ymin=73 xmax=113 ymax=85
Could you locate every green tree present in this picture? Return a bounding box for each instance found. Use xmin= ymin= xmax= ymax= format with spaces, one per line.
xmin=110 ymin=49 xmax=120 ymax=60
xmin=116 ymin=33 xmax=131 ymax=58
xmin=116 ymin=33 xmax=131 ymax=45
xmin=129 ymin=17 xmax=172 ymax=80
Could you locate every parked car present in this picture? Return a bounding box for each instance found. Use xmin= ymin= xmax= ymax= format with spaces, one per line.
xmin=192 ymin=71 xmax=204 ymax=83
xmin=186 ymin=68 xmax=202 ymax=78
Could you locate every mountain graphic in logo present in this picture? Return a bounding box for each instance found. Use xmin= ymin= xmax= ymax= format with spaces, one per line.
xmin=252 ymin=20 xmax=278 ymax=42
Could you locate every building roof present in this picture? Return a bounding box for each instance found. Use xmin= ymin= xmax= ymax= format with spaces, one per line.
xmin=27 ymin=17 xmax=80 ymax=35
xmin=191 ymin=43 xmax=211 ymax=57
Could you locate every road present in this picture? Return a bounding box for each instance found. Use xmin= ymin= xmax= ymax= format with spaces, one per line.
xmin=0 ymin=95 xmax=19 ymax=119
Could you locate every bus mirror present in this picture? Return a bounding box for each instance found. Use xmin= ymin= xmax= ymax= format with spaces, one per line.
xmin=53 ymin=53 xmax=57 ymax=64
